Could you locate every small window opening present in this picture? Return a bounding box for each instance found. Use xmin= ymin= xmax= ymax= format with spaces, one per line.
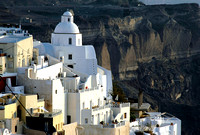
xmin=124 ymin=113 xmax=127 ymax=119
xmin=68 ymin=54 xmax=72 ymax=60
xmin=69 ymin=38 xmax=72 ymax=45
xmin=68 ymin=65 xmax=73 ymax=68
xmin=15 ymin=126 xmax=17 ymax=132
xmin=30 ymin=108 xmax=33 ymax=114
xmin=68 ymin=18 xmax=70 ymax=22
xmin=0 ymin=49 xmax=3 ymax=54
xmin=85 ymin=118 xmax=88 ymax=124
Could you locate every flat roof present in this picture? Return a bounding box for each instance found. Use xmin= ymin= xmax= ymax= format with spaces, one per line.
xmin=0 ymin=35 xmax=30 ymax=43
xmin=130 ymin=103 xmax=151 ymax=111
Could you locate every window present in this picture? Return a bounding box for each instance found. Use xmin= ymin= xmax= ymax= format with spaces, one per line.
xmin=124 ymin=113 xmax=127 ymax=119
xmin=15 ymin=126 xmax=17 ymax=132
xmin=78 ymin=39 xmax=80 ymax=45
xmin=67 ymin=115 xmax=71 ymax=124
xmin=68 ymin=18 xmax=70 ymax=22
xmin=83 ymin=102 xmax=85 ymax=109
xmin=30 ymin=108 xmax=33 ymax=114
xmin=68 ymin=65 xmax=73 ymax=68
xmin=0 ymin=49 xmax=3 ymax=54
xmin=55 ymin=90 xmax=57 ymax=94
xmin=14 ymin=112 xmax=17 ymax=118
xmin=58 ymin=124 xmax=60 ymax=130
xmin=98 ymin=99 xmax=100 ymax=106
xmin=68 ymin=54 xmax=72 ymax=60
xmin=85 ymin=118 xmax=88 ymax=124
xmin=69 ymin=38 xmax=72 ymax=45
xmin=90 ymin=100 xmax=92 ymax=109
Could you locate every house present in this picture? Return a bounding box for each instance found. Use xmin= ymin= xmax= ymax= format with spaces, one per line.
xmin=17 ymin=11 xmax=130 ymax=130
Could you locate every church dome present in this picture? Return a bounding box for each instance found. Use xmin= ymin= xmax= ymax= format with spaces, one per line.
xmin=54 ymin=11 xmax=80 ymax=34
xmin=54 ymin=22 xmax=80 ymax=33
xmin=63 ymin=11 xmax=72 ymax=17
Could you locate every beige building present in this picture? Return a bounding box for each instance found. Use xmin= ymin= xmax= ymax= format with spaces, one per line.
xmin=0 ymin=35 xmax=33 ymax=72
xmin=0 ymin=93 xmax=47 ymax=134
xmin=0 ymin=55 xmax=6 ymax=74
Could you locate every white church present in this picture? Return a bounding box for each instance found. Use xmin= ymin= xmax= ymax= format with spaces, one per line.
xmin=17 ymin=11 xmax=130 ymax=126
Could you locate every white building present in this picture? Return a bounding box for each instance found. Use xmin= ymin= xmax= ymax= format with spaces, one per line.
xmin=130 ymin=112 xmax=181 ymax=135
xmin=17 ymin=11 xmax=130 ymax=127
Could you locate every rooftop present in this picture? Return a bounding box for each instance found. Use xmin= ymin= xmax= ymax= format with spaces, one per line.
xmin=130 ymin=103 xmax=151 ymax=111
xmin=0 ymin=35 xmax=30 ymax=43
xmin=29 ymin=109 xmax=62 ymax=118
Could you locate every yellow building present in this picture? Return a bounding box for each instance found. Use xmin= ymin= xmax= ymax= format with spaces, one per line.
xmin=0 ymin=94 xmax=18 ymax=120
xmin=19 ymin=94 xmax=45 ymax=122
xmin=0 ymin=55 xmax=6 ymax=74
xmin=26 ymin=110 xmax=64 ymax=133
xmin=0 ymin=93 xmax=63 ymax=134
xmin=0 ymin=35 xmax=33 ymax=72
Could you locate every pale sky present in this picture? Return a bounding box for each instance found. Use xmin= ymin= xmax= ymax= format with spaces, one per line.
xmin=139 ymin=0 xmax=200 ymax=5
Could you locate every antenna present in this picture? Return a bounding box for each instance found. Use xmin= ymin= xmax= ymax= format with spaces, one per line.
xmin=0 ymin=76 xmax=32 ymax=117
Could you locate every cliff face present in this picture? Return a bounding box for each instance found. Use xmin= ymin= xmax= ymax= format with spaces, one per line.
xmin=76 ymin=5 xmax=200 ymax=134
xmin=70 ymin=4 xmax=200 ymax=80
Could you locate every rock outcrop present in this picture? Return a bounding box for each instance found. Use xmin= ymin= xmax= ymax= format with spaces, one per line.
xmin=75 ymin=4 xmax=200 ymax=80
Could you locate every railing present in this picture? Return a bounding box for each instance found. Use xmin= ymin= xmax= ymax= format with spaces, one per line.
xmin=121 ymin=103 xmax=130 ymax=107
xmin=79 ymin=86 xmax=99 ymax=93
xmin=67 ymin=86 xmax=100 ymax=93
xmin=115 ymin=121 xmax=126 ymax=128
xmin=92 ymin=103 xmax=130 ymax=112
xmin=110 ymin=103 xmax=130 ymax=108
xmin=31 ymin=109 xmax=62 ymax=118
xmin=92 ymin=104 xmax=110 ymax=112
xmin=103 ymin=121 xmax=126 ymax=128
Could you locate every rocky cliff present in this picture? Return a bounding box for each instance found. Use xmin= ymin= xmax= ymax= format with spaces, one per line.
xmin=77 ymin=4 xmax=200 ymax=80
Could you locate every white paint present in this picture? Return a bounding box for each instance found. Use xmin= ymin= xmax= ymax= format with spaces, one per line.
xmin=5 ymin=78 xmax=24 ymax=94
xmin=19 ymin=11 xmax=130 ymax=129
xmin=130 ymin=112 xmax=181 ymax=135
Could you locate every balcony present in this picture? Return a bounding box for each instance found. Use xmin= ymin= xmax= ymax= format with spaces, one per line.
xmin=110 ymin=102 xmax=130 ymax=108
xmin=67 ymin=86 xmax=100 ymax=93
xmin=103 ymin=121 xmax=127 ymax=128
xmin=31 ymin=109 xmax=62 ymax=118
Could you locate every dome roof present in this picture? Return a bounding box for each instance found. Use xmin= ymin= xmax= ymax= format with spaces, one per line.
xmin=54 ymin=22 xmax=80 ymax=34
xmin=63 ymin=11 xmax=72 ymax=17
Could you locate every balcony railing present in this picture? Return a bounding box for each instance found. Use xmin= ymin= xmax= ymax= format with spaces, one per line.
xmin=103 ymin=121 xmax=126 ymax=128
xmin=91 ymin=103 xmax=130 ymax=112
xmin=110 ymin=102 xmax=130 ymax=108
xmin=92 ymin=104 xmax=110 ymax=112
xmin=67 ymin=86 xmax=100 ymax=93
xmin=30 ymin=109 xmax=62 ymax=118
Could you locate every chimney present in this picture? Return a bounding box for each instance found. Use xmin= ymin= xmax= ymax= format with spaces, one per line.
xmin=138 ymin=90 xmax=143 ymax=109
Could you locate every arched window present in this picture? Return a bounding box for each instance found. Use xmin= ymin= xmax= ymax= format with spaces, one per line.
xmin=68 ymin=18 xmax=70 ymax=22
xmin=69 ymin=38 xmax=72 ymax=45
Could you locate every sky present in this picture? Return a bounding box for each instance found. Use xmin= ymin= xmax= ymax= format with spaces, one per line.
xmin=139 ymin=0 xmax=200 ymax=5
